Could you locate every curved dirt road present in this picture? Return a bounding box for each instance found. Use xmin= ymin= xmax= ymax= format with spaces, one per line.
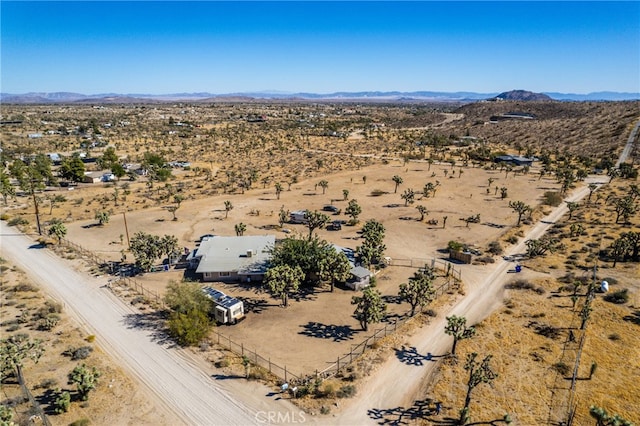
xmin=0 ymin=224 xmax=300 ymax=426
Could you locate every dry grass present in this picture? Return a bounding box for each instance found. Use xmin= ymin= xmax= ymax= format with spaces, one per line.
xmin=424 ymin=179 xmax=640 ymax=425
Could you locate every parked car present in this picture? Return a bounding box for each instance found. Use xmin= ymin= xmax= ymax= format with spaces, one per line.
xmin=327 ymin=220 xmax=342 ymax=231
xmin=323 ymin=205 xmax=340 ymax=214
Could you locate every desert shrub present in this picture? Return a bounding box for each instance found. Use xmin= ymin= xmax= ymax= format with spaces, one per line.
xmin=531 ymin=323 xmax=561 ymax=339
xmin=37 ymin=315 xmax=60 ymax=331
xmin=34 ymin=301 xmax=63 ymax=320
xmin=215 ymin=357 xmax=230 ymax=368
xmin=13 ymin=282 xmax=38 ymax=292
xmin=447 ymin=240 xmax=464 ymax=252
xmin=7 ymin=217 xmax=29 ymax=226
xmin=602 ymin=277 xmax=618 ymax=285
xmin=0 ymin=213 xmax=9 ymax=221
xmin=608 ymin=333 xmax=621 ymax=341
xmin=85 ymin=335 xmax=96 ymax=343
xmin=320 ymin=406 xmax=331 ymax=415
xmin=336 ymin=385 xmax=357 ymax=398
xmin=71 ymin=346 xmax=94 ymax=361
xmin=424 ymin=309 xmax=437 ymax=317
xmin=506 ymin=236 xmax=519 ymax=244
xmin=505 ymin=279 xmax=545 ymax=294
xmin=69 ymin=419 xmax=91 ymax=426
xmin=35 ymin=378 xmax=58 ymax=390
xmin=315 ymin=382 xmax=335 ymax=398
xmin=248 ymin=369 xmax=268 ymax=381
xmin=604 ymin=289 xmax=629 ymax=304
xmin=543 ymin=191 xmax=563 ymax=207
xmin=487 ymin=241 xmax=503 ymax=255
xmin=553 ymin=362 xmax=571 ymax=376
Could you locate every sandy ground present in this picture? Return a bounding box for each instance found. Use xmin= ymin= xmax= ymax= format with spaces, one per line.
xmin=56 ymin=159 xmax=560 ymax=377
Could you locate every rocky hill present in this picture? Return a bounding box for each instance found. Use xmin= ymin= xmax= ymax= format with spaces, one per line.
xmin=493 ymin=90 xmax=553 ymax=101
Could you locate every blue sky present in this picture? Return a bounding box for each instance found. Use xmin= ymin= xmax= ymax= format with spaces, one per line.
xmin=2 ymin=1 xmax=639 ymax=94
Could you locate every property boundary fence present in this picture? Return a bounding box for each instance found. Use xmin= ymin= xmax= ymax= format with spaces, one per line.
xmin=546 ymin=291 xmax=592 ymax=426
xmin=15 ymin=367 xmax=52 ymax=426
xmin=60 ymin=238 xmax=164 ymax=308
xmin=211 ymin=329 xmax=301 ymax=383
xmin=317 ymin=263 xmax=460 ymax=380
xmin=388 ymin=257 xmax=462 ymax=284
xmin=61 ymin=237 xmax=107 ymax=267
xmin=110 ymin=276 xmax=165 ymax=308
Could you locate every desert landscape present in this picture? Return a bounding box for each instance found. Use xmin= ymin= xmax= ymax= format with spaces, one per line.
xmin=1 ymin=97 xmax=639 ymax=425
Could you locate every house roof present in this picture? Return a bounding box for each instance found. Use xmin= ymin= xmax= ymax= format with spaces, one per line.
xmin=195 ymin=235 xmax=275 ymax=275
xmin=351 ymin=266 xmax=371 ymax=279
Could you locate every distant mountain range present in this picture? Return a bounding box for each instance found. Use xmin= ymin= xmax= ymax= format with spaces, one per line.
xmin=1 ymin=89 xmax=638 ymax=103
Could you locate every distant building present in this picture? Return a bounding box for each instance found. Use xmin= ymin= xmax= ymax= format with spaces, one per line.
xmin=494 ymin=155 xmax=534 ymax=167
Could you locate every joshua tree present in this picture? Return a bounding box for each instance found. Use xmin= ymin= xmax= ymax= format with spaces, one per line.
xmin=500 ymin=187 xmax=508 ymax=199
xmin=275 ymin=182 xmax=283 ymax=200
xmin=399 ymin=267 xmax=436 ymax=316
xmin=224 ymin=200 xmax=233 ymax=218
xmin=416 ymin=205 xmax=428 ymax=221
xmin=264 ymin=264 xmax=304 ymax=307
xmin=487 ymin=177 xmax=496 ymax=187
xmin=342 ymin=189 xmax=349 ymax=201
xmin=443 ymin=215 xmax=448 ymax=229
xmin=318 ymin=180 xmax=329 ymax=194
xmin=445 ymin=315 xmax=476 ymax=356
xmin=392 ymin=175 xmax=403 ymax=193
xmin=587 ymin=183 xmax=598 ymax=203
xmin=304 ymin=210 xmax=329 ymax=239
xmin=48 ymin=194 xmax=66 ymax=215
xmin=48 ymin=219 xmax=67 ymax=244
xmin=278 ymin=206 xmax=289 ymax=227
xmin=235 ymin=222 xmax=246 ymax=236
xmin=68 ymin=364 xmax=101 ymax=401
xmin=459 ymin=353 xmax=498 ymax=425
xmin=566 ymin=201 xmax=580 ymax=220
xmin=345 ymin=199 xmax=362 ymax=224
xmin=589 ymin=405 xmax=634 ymax=426
xmin=508 ymin=200 xmax=531 ymax=226
xmin=95 ymin=210 xmax=110 ymax=226
xmin=352 ymin=287 xmax=386 ymax=331
xmin=401 ymin=188 xmax=416 ymax=206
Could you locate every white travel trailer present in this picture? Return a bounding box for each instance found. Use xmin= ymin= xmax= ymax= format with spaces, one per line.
xmin=202 ymin=286 xmax=245 ymax=324
xmin=289 ymin=210 xmax=308 ymax=224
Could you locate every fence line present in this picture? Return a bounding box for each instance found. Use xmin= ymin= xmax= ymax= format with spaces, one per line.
xmin=60 ymin=238 xmax=165 ymax=308
xmin=211 ymin=329 xmax=301 ymax=383
xmin=317 ymin=266 xmax=460 ymax=380
xmin=16 ymin=366 xmax=52 ymax=426
xmin=57 ymin=239 xmax=463 ymax=387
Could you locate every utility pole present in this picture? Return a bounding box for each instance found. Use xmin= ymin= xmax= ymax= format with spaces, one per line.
xmin=122 ymin=211 xmax=130 ymax=248
xmin=30 ymin=179 xmax=42 ymax=235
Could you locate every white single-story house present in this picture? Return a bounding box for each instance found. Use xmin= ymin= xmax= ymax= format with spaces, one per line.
xmin=190 ymin=235 xmax=275 ymax=282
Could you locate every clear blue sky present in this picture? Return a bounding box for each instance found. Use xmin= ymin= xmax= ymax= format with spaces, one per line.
xmin=2 ymin=1 xmax=639 ymax=95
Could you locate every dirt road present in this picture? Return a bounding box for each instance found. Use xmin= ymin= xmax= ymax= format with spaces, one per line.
xmin=0 ymin=223 xmax=301 ymax=426
xmin=325 ymin=119 xmax=639 ymax=424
